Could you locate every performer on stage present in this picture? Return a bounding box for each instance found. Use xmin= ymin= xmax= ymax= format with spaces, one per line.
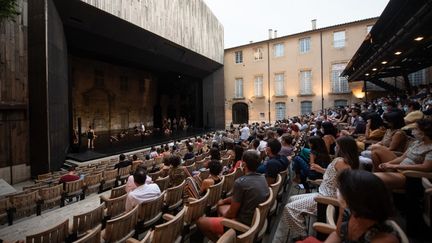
xmin=86 ymin=125 xmax=96 ymax=149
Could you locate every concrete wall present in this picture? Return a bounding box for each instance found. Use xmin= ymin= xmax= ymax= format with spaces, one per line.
xmin=202 ymin=67 xmax=225 ymax=129
xmin=80 ymin=0 xmax=224 ymax=64
xmin=224 ymin=19 xmax=377 ymax=124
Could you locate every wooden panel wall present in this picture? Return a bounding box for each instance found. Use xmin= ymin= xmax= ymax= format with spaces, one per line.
xmin=0 ymin=0 xmax=29 ymax=168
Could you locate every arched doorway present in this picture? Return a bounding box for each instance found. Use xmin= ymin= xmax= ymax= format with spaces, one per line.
xmin=232 ymin=102 xmax=248 ymax=124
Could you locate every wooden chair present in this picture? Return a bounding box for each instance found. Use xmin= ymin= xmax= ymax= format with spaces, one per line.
xmin=110 ymin=185 xmax=127 ymax=199
xmin=216 ymin=229 xmax=236 ymax=243
xmin=422 ymin=177 xmax=432 ymax=227
xmin=26 ymin=219 xmax=69 ymax=243
xmin=220 ymin=208 xmax=260 ymax=243
xmin=73 ymin=224 xmax=102 ymax=243
xmin=63 ymin=179 xmax=85 ymax=204
xmin=137 ymin=191 xmax=166 ymax=229
xmin=9 ymin=190 xmax=41 ymax=225
xmin=312 ymin=195 xmax=340 ymax=240
xmin=183 ymin=190 xmax=210 ymax=239
xmin=118 ymin=165 xmax=132 ymax=185
xmin=207 ymin=176 xmax=225 ymax=214
xmin=148 ymin=170 xmax=161 ymax=182
xmin=155 ymin=176 xmax=170 ymax=192
xmin=23 ymin=182 xmax=49 ymax=192
xmin=0 ymin=197 xmax=10 ymax=225
xmin=221 ymin=155 xmax=232 ymax=167
xmin=102 ymin=169 xmax=118 ymax=191
xmin=144 ymin=159 xmax=155 ymax=169
xmin=101 ymin=193 xmax=127 ymax=220
xmin=255 ymin=190 xmax=273 ymax=242
xmin=37 ymin=172 xmax=53 ymax=180
xmin=131 ymin=160 xmax=143 ymax=172
xmin=39 ymin=184 xmax=64 ymax=210
xmin=127 ymin=207 xmax=186 ymax=243
xmin=184 ymin=158 xmax=195 ymax=166
xmin=222 ymin=169 xmax=236 ymax=198
xmin=184 ymin=163 xmax=195 ymax=175
xmin=199 ymin=169 xmax=210 ymax=181
xmin=84 ymin=173 xmax=102 ymax=195
xmin=194 ymin=159 xmax=207 ymax=171
xmin=164 ymin=180 xmax=186 ymax=212
xmin=267 ymin=174 xmax=282 ymax=232
xmin=102 ymin=205 xmax=138 ymax=242
xmin=71 ymin=203 xmax=105 ymax=240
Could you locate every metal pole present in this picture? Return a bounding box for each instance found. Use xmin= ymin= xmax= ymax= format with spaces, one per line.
xmin=320 ymin=31 xmax=324 ymax=111
xmin=364 ymin=80 xmax=368 ymax=102
xmin=267 ymin=41 xmax=271 ymax=124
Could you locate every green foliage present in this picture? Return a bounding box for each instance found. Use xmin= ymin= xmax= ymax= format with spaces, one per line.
xmin=0 ymin=0 xmax=20 ymax=22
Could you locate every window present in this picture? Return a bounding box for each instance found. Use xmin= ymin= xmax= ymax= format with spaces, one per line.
xmin=253 ymin=47 xmax=263 ymax=60
xmin=334 ymin=99 xmax=348 ymax=108
xmin=300 ymin=70 xmax=312 ymax=95
xmin=333 ymin=31 xmax=345 ymax=48
xmin=274 ymin=43 xmax=284 ymax=57
xmin=301 ymin=101 xmax=312 ymax=115
xmin=275 ymin=102 xmax=286 ymax=120
xmin=408 ymin=69 xmax=426 ymax=86
xmin=331 ymin=63 xmax=349 ymax=93
xmin=299 ymin=37 xmax=311 ymax=53
xmin=274 ymin=73 xmax=285 ymax=96
xmin=254 ymin=76 xmax=263 ymax=97
xmin=235 ymin=51 xmax=243 ymax=63
xmin=260 ymin=112 xmax=265 ymax=118
xmin=120 ymin=76 xmax=128 ymax=91
xmin=234 ymin=78 xmax=243 ymax=98
xmin=366 ymin=25 xmax=373 ymax=33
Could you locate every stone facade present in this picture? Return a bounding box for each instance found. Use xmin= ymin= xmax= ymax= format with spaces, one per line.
xmin=224 ymin=18 xmax=378 ymax=125
xmin=80 ymin=0 xmax=224 ymax=64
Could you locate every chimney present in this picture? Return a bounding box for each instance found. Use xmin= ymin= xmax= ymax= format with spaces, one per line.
xmin=268 ymin=29 xmax=273 ymax=39
xmin=274 ymin=30 xmax=278 ymax=38
xmin=249 ymin=41 xmax=253 ymax=44
xmin=311 ymin=19 xmax=317 ymax=30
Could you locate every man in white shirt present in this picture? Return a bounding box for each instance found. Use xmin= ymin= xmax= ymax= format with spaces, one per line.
xmin=125 ymin=167 xmax=161 ymax=211
xmin=240 ymin=124 xmax=250 ymax=141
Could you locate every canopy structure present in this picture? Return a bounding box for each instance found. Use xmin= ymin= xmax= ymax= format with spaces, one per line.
xmin=342 ymin=0 xmax=432 ymax=92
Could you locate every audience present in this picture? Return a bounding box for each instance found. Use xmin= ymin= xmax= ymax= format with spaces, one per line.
xmin=125 ymin=167 xmax=161 ymax=211
xmin=59 ymin=166 xmax=80 ymax=184
xmin=260 ymin=138 xmax=289 ymax=185
xmin=114 ymin=154 xmax=132 ymax=170
xmin=196 ymin=150 xmax=269 ymax=241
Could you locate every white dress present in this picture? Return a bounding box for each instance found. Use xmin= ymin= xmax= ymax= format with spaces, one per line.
xmin=273 ymin=157 xmax=340 ymax=242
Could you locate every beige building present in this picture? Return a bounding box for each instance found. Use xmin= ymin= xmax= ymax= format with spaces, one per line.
xmin=224 ymin=18 xmax=378 ymax=124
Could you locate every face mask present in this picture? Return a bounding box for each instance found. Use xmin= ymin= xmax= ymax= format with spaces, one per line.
xmin=412 ymin=129 xmax=424 ymax=140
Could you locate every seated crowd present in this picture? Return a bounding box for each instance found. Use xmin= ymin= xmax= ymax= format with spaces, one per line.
xmin=2 ymin=86 xmax=432 ymax=243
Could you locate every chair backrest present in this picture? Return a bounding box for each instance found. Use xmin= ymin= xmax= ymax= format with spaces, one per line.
xmin=184 ymin=163 xmax=195 ymax=175
xmin=165 ymin=180 xmax=186 ymax=209
xmin=110 ymin=185 xmax=127 ymax=198
xmin=0 ymin=197 xmax=10 ymax=224
xmin=155 ymin=176 xmax=170 ymax=192
xmin=155 ymin=157 xmax=163 ymax=166
xmin=184 ymin=158 xmax=195 ymax=166
xmin=195 ymin=159 xmax=207 ymax=170
xmin=103 ymin=169 xmax=118 ymax=181
xmin=38 ymin=172 xmax=52 ymax=180
xmin=26 ymin=219 xmax=69 ymax=243
xmin=222 ymin=169 xmax=236 ymax=196
xmin=151 ymin=207 xmax=186 ymax=243
xmin=39 ymin=184 xmax=63 ymax=208
xmin=279 ymin=169 xmax=288 ymax=187
xmin=237 ymin=208 xmax=260 ymax=243
xmin=234 ymin=167 xmax=244 ymax=180
xmin=138 ymin=191 xmax=166 ymax=227
xmin=131 ymin=161 xmax=143 ymax=172
xmin=144 ymin=159 xmax=155 ymax=169
xmin=84 ymin=173 xmax=102 ymax=188
xmin=73 ymin=224 xmax=102 ymax=243
xmin=104 ymin=194 xmax=127 ymax=219
xmin=269 ymin=174 xmax=282 ymax=208
xmin=118 ymin=165 xmax=132 ymax=177
xmin=386 ymin=220 xmax=409 ymax=243
xmin=221 ymin=155 xmax=232 ymax=167
xmin=207 ymin=177 xmax=225 ymax=208
xmin=103 ymin=205 xmax=138 ymax=242
xmin=23 ymin=183 xmax=49 ymax=192
xmin=184 ymin=190 xmax=209 ymax=225
xmin=199 ymin=170 xmax=210 ymax=181
xmin=10 ymin=190 xmax=39 ymax=217
xmin=148 ymin=170 xmax=161 ymax=181
xmin=72 ymin=203 xmax=105 ymax=238
xmin=257 ymin=190 xmax=273 ymax=232
xmin=217 ymin=229 xmax=237 ymax=243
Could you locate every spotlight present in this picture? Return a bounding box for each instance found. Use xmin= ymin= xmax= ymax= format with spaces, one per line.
xmin=414 ymin=36 xmax=424 ymax=41
xmin=381 ymin=61 xmax=387 ymax=64
xmin=372 ymin=68 xmax=377 ymax=71
xmin=394 ymin=51 xmax=402 ymax=55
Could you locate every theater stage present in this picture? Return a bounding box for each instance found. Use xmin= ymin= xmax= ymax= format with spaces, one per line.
xmin=66 ymin=128 xmax=211 ymax=162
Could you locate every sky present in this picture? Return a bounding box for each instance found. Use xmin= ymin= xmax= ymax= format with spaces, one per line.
xmin=203 ymin=0 xmax=389 ymax=49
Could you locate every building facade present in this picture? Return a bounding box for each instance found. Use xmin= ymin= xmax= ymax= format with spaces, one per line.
xmin=224 ymin=18 xmax=378 ymax=125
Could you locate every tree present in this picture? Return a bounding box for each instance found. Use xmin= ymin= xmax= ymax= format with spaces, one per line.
xmin=0 ymin=0 xmax=20 ymax=22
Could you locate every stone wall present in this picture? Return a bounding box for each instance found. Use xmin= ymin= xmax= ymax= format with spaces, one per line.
xmin=80 ymin=0 xmax=224 ymax=64
xmin=71 ymin=56 xmax=158 ymax=132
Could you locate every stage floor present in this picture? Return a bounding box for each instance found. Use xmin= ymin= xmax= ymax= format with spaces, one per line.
xmin=66 ymin=128 xmax=210 ymax=162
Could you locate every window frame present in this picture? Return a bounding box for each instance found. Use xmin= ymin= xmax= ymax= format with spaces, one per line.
xmin=234 ymin=78 xmax=244 ymax=98
xmin=274 ymin=43 xmax=285 ymax=57
xmin=275 ymin=102 xmax=286 ymax=121
xmin=300 ymin=70 xmax=312 ymax=95
xmin=331 ymin=63 xmax=349 ymax=93
xmin=299 ymin=37 xmax=311 ymax=53
xmin=235 ymin=51 xmax=243 ymax=64
xmin=333 ymin=30 xmax=346 ymax=48
xmin=300 ymin=101 xmax=313 ymax=115
xmin=254 ymin=75 xmax=264 ymax=97
xmin=274 ymin=73 xmax=285 ymax=96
